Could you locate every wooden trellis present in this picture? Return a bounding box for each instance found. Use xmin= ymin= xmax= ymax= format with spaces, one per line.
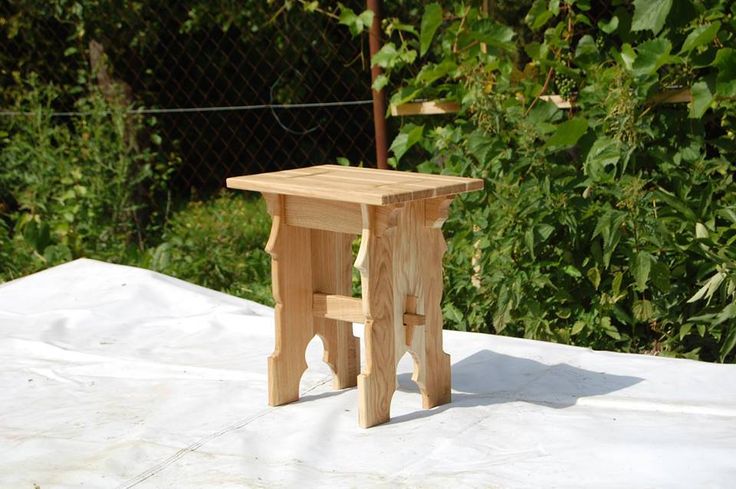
xmin=387 ymin=0 xmax=692 ymax=118
xmin=389 ymin=88 xmax=692 ymax=117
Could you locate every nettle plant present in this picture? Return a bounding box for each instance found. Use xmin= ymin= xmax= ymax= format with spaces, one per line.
xmin=0 ymin=77 xmax=175 ymax=279
xmin=342 ymin=0 xmax=736 ymax=361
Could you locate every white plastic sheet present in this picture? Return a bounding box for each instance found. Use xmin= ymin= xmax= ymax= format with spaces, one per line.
xmin=1 ymin=259 xmax=735 ymax=488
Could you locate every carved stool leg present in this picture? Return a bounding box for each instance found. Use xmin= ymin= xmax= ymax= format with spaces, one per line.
xmin=356 ymin=206 xmax=397 ymax=428
xmin=311 ymin=229 xmax=360 ymax=389
xmin=398 ymin=199 xmax=452 ymax=411
xmin=264 ymin=194 xmax=314 ymax=406
xmin=417 ymin=227 xmax=452 ymax=408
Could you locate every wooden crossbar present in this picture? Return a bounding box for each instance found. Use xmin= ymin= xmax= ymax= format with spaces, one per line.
xmin=313 ymin=294 xmax=365 ymax=323
xmin=312 ymin=293 xmax=425 ymax=326
xmin=389 ymin=89 xmax=693 ymax=117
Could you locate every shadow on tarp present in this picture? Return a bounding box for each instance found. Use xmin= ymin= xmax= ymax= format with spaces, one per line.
xmin=391 ymin=349 xmax=643 ymax=424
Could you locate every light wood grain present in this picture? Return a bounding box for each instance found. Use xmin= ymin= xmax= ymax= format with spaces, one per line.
xmin=356 ymin=205 xmax=397 ymax=428
xmin=389 ymin=100 xmax=461 ymax=116
xmin=389 ymin=89 xmax=693 ymax=117
xmin=424 ymin=196 xmax=454 ymax=228
xmin=284 ymin=195 xmax=362 ymax=235
xmin=313 ymin=294 xmax=365 ymax=323
xmin=404 ymin=295 xmax=420 ymax=347
xmin=236 ymin=169 xmax=477 ymax=427
xmin=311 ymin=230 xmax=360 ymax=390
xmin=312 ymin=292 xmax=425 ymax=327
xmin=355 ymin=200 xmax=452 ymax=427
xmin=264 ymin=194 xmax=314 ymax=406
xmin=227 ymin=164 xmax=483 ymax=206
xmin=416 ymin=210 xmax=452 ymax=408
xmin=540 ymin=94 xmax=572 ymax=109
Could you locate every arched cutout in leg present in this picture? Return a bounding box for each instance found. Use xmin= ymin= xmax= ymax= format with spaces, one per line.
xmin=355 ymin=204 xmax=400 ymax=428
xmin=264 ymin=193 xmax=315 ymax=406
xmin=313 ymin=330 xmax=359 ymax=390
xmin=299 ymin=334 xmax=339 ymax=395
xmin=417 ymin=226 xmax=452 ymax=409
xmin=311 ymin=229 xmax=360 ymax=390
xmin=268 ymin=320 xmax=310 ymax=405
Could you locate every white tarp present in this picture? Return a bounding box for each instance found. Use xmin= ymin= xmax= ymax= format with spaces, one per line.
xmin=1 ymin=259 xmax=734 ymax=488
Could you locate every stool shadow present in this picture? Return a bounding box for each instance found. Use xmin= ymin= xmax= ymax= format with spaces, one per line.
xmin=298 ymin=389 xmax=349 ymax=403
xmin=391 ymin=349 xmax=643 ymax=425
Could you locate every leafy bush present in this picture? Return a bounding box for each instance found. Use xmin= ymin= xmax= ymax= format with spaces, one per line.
xmin=150 ymin=192 xmax=273 ymax=306
xmin=361 ymin=0 xmax=736 ymax=361
xmin=0 ymin=76 xmax=175 ymax=281
xmin=0 ymin=76 xmax=272 ymax=307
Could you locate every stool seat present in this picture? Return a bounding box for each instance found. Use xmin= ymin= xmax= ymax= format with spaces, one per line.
xmin=227 ymin=165 xmax=483 ymax=427
xmin=226 ymin=164 xmax=483 ymax=205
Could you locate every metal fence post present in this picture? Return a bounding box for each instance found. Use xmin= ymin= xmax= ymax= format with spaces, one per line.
xmin=367 ymin=0 xmax=389 ymax=170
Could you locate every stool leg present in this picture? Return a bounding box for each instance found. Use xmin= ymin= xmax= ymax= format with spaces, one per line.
xmin=265 ymin=198 xmax=314 ymax=406
xmin=311 ymin=229 xmax=360 ymax=389
xmin=419 ymin=228 xmax=452 ymax=408
xmin=356 ymin=214 xmax=397 ymax=428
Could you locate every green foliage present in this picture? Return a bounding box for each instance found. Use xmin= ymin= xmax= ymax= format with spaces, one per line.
xmin=0 ymin=77 xmax=270 ymax=304
xmin=338 ymin=3 xmax=374 ymax=36
xmin=419 ymin=3 xmax=443 ymax=56
xmin=364 ymin=0 xmax=736 ymax=362
xmin=151 ymin=193 xmax=273 ymax=306
xmin=0 ymin=77 xmax=175 ymax=281
xmin=631 ymin=0 xmax=672 ymax=35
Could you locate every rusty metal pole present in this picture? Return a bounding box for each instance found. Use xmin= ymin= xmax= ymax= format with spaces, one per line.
xmin=367 ymin=0 xmax=389 ymax=169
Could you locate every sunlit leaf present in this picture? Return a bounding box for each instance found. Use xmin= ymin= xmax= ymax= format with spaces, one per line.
xmin=389 ymin=124 xmax=424 ymax=162
xmin=631 ymin=0 xmax=672 ymax=35
xmin=598 ymin=16 xmax=619 ymax=34
xmin=419 ymin=3 xmax=442 ymax=57
xmin=632 ymin=251 xmax=653 ymax=292
xmin=544 ymin=117 xmax=588 ymax=149
xmin=679 ymin=22 xmax=720 ymax=54
xmin=689 ymin=80 xmax=713 ymax=119
xmin=713 ymin=48 xmax=736 ymax=98
xmin=632 ymin=38 xmax=672 ymax=77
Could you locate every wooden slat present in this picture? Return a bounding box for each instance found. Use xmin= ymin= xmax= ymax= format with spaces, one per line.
xmin=283 ymin=195 xmax=362 ymax=234
xmin=315 ymin=164 xmax=482 ymax=187
xmin=390 ymin=97 xmax=574 ymax=113
xmin=390 ymin=89 xmax=693 ymax=117
xmin=404 ymin=295 xmax=419 ymax=347
xmin=273 ymin=172 xmax=464 ymax=203
xmin=304 ymin=167 xmax=465 ymax=187
xmin=227 ymin=164 xmax=483 ymax=206
xmin=231 ymin=172 xmax=388 ymax=205
xmin=313 ymin=294 xmax=365 ymax=323
xmin=649 ymin=87 xmax=692 ymax=104
xmin=321 ymin=165 xmax=484 ymax=191
xmin=540 ymin=94 xmax=572 ymax=109
xmin=389 ymin=100 xmax=460 ymax=116
xmin=312 ymin=293 xmax=425 ymax=327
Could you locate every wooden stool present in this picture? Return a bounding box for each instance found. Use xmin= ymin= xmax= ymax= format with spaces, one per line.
xmin=227 ymin=165 xmax=483 ymax=427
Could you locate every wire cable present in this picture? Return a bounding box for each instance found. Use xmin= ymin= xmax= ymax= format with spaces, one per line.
xmin=0 ymin=99 xmax=373 ymax=117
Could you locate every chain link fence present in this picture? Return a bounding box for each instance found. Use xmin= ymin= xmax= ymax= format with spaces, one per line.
xmin=1 ymin=1 xmax=377 ymax=192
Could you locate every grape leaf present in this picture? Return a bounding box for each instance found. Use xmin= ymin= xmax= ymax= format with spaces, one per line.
xmin=689 ymin=80 xmax=713 ymax=119
xmin=544 ymin=117 xmax=588 ymax=149
xmin=631 ymin=0 xmax=672 ymax=35
xmin=680 ymin=22 xmax=720 ymax=54
xmin=420 ymin=3 xmax=442 ymax=57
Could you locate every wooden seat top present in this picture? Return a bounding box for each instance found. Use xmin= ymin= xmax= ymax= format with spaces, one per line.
xmin=226 ymin=164 xmax=483 ymax=205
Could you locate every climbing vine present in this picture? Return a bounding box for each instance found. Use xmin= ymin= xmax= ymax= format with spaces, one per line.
xmin=343 ymin=0 xmax=736 ymax=361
